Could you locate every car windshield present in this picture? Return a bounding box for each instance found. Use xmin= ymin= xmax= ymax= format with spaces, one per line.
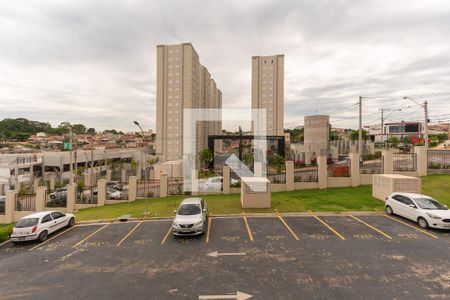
xmin=15 ymin=218 xmax=39 ymax=228
xmin=414 ymin=198 xmax=448 ymax=210
xmin=177 ymin=204 xmax=201 ymax=215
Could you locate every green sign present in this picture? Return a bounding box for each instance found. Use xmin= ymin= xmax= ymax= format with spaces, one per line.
xmin=63 ymin=141 xmax=72 ymax=150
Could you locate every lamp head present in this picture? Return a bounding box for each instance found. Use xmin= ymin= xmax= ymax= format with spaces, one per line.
xmin=133 ymin=121 xmax=139 ymax=126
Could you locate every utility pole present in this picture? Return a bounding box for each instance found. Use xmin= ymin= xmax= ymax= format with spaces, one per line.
xmin=380 ymin=108 xmax=384 ymax=142
xmin=403 ymin=96 xmax=429 ymax=148
xmin=90 ymin=137 xmax=94 ymax=202
xmin=134 ymin=121 xmax=149 ymax=217
xmin=424 ymin=101 xmax=429 ymax=147
xmin=358 ymin=96 xmax=363 ymax=155
xmin=69 ymin=126 xmax=73 ymax=184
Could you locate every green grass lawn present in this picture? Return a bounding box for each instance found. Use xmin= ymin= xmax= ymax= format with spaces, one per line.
xmin=0 ymin=224 xmax=14 ymax=243
xmin=75 ymin=185 xmax=384 ymax=222
xmin=421 ymin=175 xmax=450 ymax=206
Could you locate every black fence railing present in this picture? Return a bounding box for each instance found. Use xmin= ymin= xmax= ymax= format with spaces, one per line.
xmin=393 ymin=153 xmax=417 ymax=171
xmin=427 ymin=150 xmax=450 ymax=170
xmin=327 ymin=158 xmax=350 ymax=177
xmin=76 ymin=186 xmax=98 ymax=204
xmin=266 ymin=172 xmax=286 ymax=183
xmin=0 ymin=197 xmax=5 ymax=215
xmin=137 ymin=179 xmax=160 ymax=198
xmin=168 ymin=177 xmax=184 ymax=195
xmin=294 ymin=167 xmax=318 ymax=182
xmin=125 ymin=169 xmax=137 ymax=181
xmin=106 ymin=181 xmax=128 ymax=200
xmin=360 ymin=158 xmax=383 ymax=174
xmin=46 ymin=188 xmax=67 ymax=208
xmin=16 ymin=193 xmax=36 ymax=211
xmin=111 ymin=170 xmax=122 ymax=181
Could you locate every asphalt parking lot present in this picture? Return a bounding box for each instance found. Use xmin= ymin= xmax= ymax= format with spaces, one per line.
xmin=0 ymin=213 xmax=449 ymax=300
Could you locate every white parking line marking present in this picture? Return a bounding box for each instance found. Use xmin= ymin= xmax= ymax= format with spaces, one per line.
xmin=72 ymin=224 xmax=109 ymax=248
xmin=29 ymin=226 xmax=76 ymax=251
xmin=116 ymin=221 xmax=143 ymax=246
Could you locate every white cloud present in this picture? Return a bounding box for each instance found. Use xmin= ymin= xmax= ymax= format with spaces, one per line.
xmin=0 ymin=0 xmax=449 ymax=131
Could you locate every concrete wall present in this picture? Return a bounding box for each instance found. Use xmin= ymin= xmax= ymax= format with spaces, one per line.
xmin=327 ymin=177 xmax=352 ymax=188
xmin=269 ymin=183 xmax=287 ymax=193
xmin=294 ymin=182 xmax=319 ymax=190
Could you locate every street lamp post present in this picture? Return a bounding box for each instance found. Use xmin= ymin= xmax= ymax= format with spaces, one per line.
xmin=133 ymin=121 xmax=149 ymax=217
xmin=62 ymin=122 xmax=74 ymax=184
xmin=380 ymin=108 xmax=402 ymax=143
xmin=403 ymin=97 xmax=429 ymax=147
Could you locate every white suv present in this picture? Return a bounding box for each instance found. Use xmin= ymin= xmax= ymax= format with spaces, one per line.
xmin=385 ymin=192 xmax=450 ymax=229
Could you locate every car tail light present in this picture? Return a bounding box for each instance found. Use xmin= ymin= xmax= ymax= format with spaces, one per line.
xmin=31 ymin=226 xmax=37 ymax=233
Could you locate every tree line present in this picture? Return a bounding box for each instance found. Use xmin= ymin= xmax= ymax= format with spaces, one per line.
xmin=0 ymin=118 xmax=96 ymax=142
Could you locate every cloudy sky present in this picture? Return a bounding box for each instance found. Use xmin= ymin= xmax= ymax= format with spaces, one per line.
xmin=1 ymin=0 xmax=450 ymax=132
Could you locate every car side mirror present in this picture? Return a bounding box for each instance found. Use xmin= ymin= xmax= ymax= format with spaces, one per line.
xmin=408 ymin=204 xmax=416 ymax=209
xmin=173 ymin=210 xmax=177 ymax=214
xmin=203 ymin=208 xmax=207 ymax=213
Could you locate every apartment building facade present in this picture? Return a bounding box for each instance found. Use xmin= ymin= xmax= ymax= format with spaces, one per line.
xmin=251 ymin=55 xmax=284 ymax=137
xmin=156 ymin=43 xmax=222 ymax=161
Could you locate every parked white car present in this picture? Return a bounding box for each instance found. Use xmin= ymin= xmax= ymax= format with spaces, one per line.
xmin=385 ymin=192 xmax=450 ymax=229
xmin=10 ymin=211 xmax=76 ymax=243
xmin=199 ymin=176 xmax=239 ymax=192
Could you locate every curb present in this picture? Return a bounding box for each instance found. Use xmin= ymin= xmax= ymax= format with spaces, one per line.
xmin=76 ymin=211 xmax=383 ymax=224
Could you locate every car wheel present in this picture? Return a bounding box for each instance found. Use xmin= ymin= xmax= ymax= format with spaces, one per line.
xmin=68 ymin=217 xmax=75 ymax=228
xmin=37 ymin=231 xmax=48 ymax=243
xmin=417 ymin=217 xmax=429 ymax=229
xmin=385 ymin=205 xmax=394 ymax=215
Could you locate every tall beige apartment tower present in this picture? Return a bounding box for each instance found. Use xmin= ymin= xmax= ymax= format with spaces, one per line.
xmin=251 ymin=55 xmax=284 ymax=136
xmin=156 ymin=43 xmax=222 ymax=161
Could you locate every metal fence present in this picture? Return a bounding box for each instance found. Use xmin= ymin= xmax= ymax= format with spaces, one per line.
xmin=198 ymin=176 xmax=223 ymax=193
xmin=266 ymin=171 xmax=286 ymax=183
xmin=360 ymin=158 xmax=383 ymax=174
xmin=76 ymin=186 xmax=98 ymax=204
xmin=294 ymin=167 xmax=318 ymax=182
xmin=393 ymin=153 xmax=417 ymax=171
xmin=45 ymin=189 xmax=67 ymax=208
xmin=125 ymin=169 xmax=137 ymax=181
xmin=427 ymin=150 xmax=450 ymax=170
xmin=111 ymin=169 xmax=122 ymax=181
xmin=168 ymin=177 xmax=184 ymax=195
xmin=16 ymin=193 xmax=36 ymax=211
xmin=106 ymin=181 xmax=128 ymax=200
xmin=327 ymin=158 xmax=350 ymax=177
xmin=0 ymin=199 xmax=5 ymax=215
xmin=137 ymin=179 xmax=160 ymax=198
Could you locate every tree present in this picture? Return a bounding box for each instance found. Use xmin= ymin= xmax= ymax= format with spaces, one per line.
xmin=350 ymin=129 xmax=369 ymax=141
xmin=72 ymin=124 xmax=87 ymax=134
xmin=329 ymin=125 xmax=339 ymax=141
xmin=270 ymin=153 xmax=285 ymax=173
xmin=386 ymin=136 xmax=400 ymax=146
xmin=87 ymin=128 xmax=96 ymax=135
xmin=199 ymin=148 xmax=213 ymax=169
xmin=285 ymin=128 xmax=303 ymax=143
xmin=130 ymin=160 xmax=139 ymax=170
xmin=243 ymin=152 xmax=254 ymax=167
xmin=148 ymin=157 xmax=159 ymax=167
